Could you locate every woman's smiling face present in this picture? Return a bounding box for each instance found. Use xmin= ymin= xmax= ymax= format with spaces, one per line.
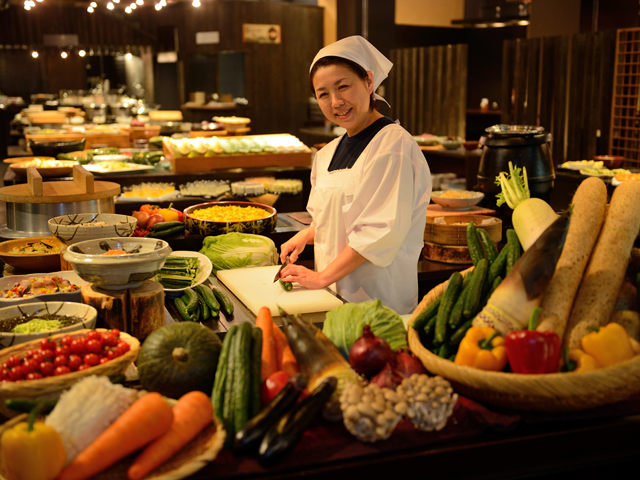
xmin=312 ymin=64 xmax=378 ymax=137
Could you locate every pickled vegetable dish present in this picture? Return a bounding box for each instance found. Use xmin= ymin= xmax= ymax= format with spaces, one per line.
xmin=1 ymin=275 xmax=80 ymax=299
xmin=9 ymin=240 xmax=60 ymax=254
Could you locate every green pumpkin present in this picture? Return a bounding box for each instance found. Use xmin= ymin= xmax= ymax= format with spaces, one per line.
xmin=137 ymin=322 xmax=222 ymax=399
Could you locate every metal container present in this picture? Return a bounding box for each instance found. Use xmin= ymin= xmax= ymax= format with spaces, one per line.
xmin=83 ymin=103 xmax=107 ymax=122
xmin=3 ymin=198 xmax=116 ymax=238
xmin=476 ymin=125 xmax=555 ymax=211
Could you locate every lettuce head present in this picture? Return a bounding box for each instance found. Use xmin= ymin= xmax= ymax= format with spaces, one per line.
xmin=322 ymin=299 xmax=407 ymax=359
xmin=200 ymin=232 xmax=278 ymax=271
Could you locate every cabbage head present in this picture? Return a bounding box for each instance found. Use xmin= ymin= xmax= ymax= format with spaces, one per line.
xmin=200 ymin=233 xmax=278 ymax=271
xmin=322 ymin=299 xmax=407 ymax=359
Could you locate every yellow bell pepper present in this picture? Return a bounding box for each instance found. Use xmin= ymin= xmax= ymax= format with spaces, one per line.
xmin=454 ymin=326 xmax=508 ymax=371
xmin=581 ymin=322 xmax=635 ymax=367
xmin=565 ymin=348 xmax=601 ymax=373
xmin=0 ymin=405 xmax=66 ymax=480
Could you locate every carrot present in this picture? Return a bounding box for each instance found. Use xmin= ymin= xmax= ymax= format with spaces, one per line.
xmin=255 ymin=306 xmax=278 ymax=380
xmin=127 ymin=391 xmax=213 ymax=480
xmin=58 ymin=392 xmax=174 ymax=480
xmin=272 ymin=321 xmax=300 ymax=377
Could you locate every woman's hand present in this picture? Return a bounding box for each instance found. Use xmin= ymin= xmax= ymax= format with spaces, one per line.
xmin=280 ymin=226 xmax=315 ymax=263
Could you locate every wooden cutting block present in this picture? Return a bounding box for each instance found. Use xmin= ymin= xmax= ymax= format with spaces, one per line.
xmin=216 ymin=265 xmax=344 ymax=317
xmin=81 ymin=280 xmax=164 ymax=339
xmin=423 ymin=241 xmax=472 ymax=264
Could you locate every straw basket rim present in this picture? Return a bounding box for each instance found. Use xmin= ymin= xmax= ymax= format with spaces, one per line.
xmin=408 ymin=270 xmax=640 ymax=412
xmin=0 ymin=398 xmax=226 ymax=480
xmin=0 ymin=328 xmax=140 ymax=418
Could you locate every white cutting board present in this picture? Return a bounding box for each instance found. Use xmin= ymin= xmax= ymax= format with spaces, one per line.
xmin=216 ymin=265 xmax=344 ymax=317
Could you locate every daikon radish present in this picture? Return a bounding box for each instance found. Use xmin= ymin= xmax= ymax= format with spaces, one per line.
xmin=536 ymin=177 xmax=607 ymax=339
xmin=495 ymin=161 xmax=558 ymax=250
xmin=563 ymin=180 xmax=640 ymax=349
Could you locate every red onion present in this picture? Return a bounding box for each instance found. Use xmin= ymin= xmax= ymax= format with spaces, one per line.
xmin=369 ymin=363 xmax=403 ymax=390
xmin=393 ymin=348 xmax=426 ymax=378
xmin=348 ymin=325 xmax=394 ymax=377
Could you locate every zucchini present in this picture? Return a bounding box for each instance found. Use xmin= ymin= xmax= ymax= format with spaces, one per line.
xmin=232 ymin=374 xmax=308 ymax=455
xmin=249 ymin=327 xmax=263 ymax=419
xmin=258 ymin=376 xmax=337 ymax=466
xmin=199 ymin=293 xmax=211 ymax=320
xmin=411 ymin=296 xmax=441 ymax=330
xmin=174 ymin=297 xmax=194 ymax=321
xmin=437 ymin=342 xmax=452 ymax=359
xmin=182 ymin=288 xmax=199 ymax=314
xmin=449 ymin=319 xmax=473 ymax=347
xmin=196 ymin=284 xmax=220 ymax=316
xmin=233 ymin=322 xmax=253 ymax=435
xmin=449 ymin=270 xmax=475 ymax=329
xmin=211 ymin=326 xmax=237 ymax=422
xmin=477 ymin=228 xmax=498 ymax=264
xmin=463 ymin=258 xmax=488 ymax=319
xmin=212 ymin=286 xmax=234 ymax=316
xmin=466 ymin=222 xmax=484 ymax=266
xmin=422 ymin=312 xmax=438 ymax=337
xmin=488 ymin=243 xmax=509 ymax=282
xmin=434 ymin=271 xmax=463 ymax=346
xmin=506 ymin=229 xmax=521 ymax=275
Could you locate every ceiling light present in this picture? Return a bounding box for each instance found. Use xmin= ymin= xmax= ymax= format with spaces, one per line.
xmin=31 ymin=51 xmax=38 ymax=58
xmin=130 ymin=3 xmax=137 ymax=9
xmin=107 ymin=2 xmax=114 ymax=10
xmin=87 ymin=6 xmax=94 ymax=12
xmin=79 ymin=49 xmax=86 ymax=57
xmin=125 ymin=6 xmax=132 ymax=13
xmin=61 ymin=51 xmax=68 ymax=59
xmin=90 ymin=1 xmax=97 ymax=6
xmin=125 ymin=53 xmax=132 ymax=59
xmin=517 ymin=20 xmax=530 ymax=26
xmin=136 ymin=0 xmax=143 ymax=4
xmin=192 ymin=0 xmax=201 ymax=6
xmin=155 ymin=3 xmax=162 ymax=10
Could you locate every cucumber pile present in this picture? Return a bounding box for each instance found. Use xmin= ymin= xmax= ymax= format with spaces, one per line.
xmin=412 ymin=222 xmax=522 ymax=360
xmin=155 ymin=255 xmax=201 ymax=289
xmin=173 ymin=284 xmax=234 ymax=322
xmin=212 ymin=323 xmax=263 ymax=446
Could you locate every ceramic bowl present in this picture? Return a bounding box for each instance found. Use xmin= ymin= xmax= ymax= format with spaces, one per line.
xmin=63 ymin=237 xmax=172 ymax=290
xmin=431 ymin=190 xmax=485 ymax=210
xmin=0 ymin=236 xmax=66 ymax=272
xmin=0 ymin=270 xmax=88 ymax=308
xmin=594 ymin=155 xmax=624 ymax=169
xmin=28 ymin=139 xmax=86 ymax=156
xmin=48 ymin=213 xmax=137 ymax=246
xmin=0 ymin=302 xmax=97 ymax=350
xmin=184 ymin=201 xmax=277 ymax=237
xmin=440 ymin=139 xmax=462 ymax=150
xmin=463 ymin=140 xmax=480 ymax=151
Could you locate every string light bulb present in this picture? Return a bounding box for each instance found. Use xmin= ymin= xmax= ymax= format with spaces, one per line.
xmin=31 ymin=51 xmax=38 ymax=58
xmin=136 ymin=0 xmax=143 ymax=5
xmin=79 ymin=49 xmax=86 ymax=57
xmin=192 ymin=0 xmax=200 ymax=7
xmin=155 ymin=3 xmax=162 ymax=10
xmin=61 ymin=51 xmax=68 ymax=59
xmin=107 ymin=2 xmax=114 ymax=10
xmin=87 ymin=6 xmax=94 ymax=12
xmin=125 ymin=6 xmax=132 ymax=13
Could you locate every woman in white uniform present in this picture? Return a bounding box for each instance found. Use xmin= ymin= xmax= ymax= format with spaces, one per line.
xmin=279 ymin=36 xmax=432 ymax=315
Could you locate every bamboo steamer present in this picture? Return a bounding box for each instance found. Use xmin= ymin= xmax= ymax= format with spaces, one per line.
xmin=408 ymin=272 xmax=640 ymax=412
xmin=424 ymin=215 xmax=502 ymax=246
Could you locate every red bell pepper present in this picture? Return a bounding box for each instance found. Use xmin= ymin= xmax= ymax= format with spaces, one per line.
xmin=504 ymin=307 xmax=561 ymax=374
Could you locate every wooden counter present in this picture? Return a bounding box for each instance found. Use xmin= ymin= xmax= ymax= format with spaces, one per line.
xmin=25 ymin=132 xmax=131 ymax=150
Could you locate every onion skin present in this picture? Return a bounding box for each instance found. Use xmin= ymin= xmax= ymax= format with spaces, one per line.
xmin=348 ymin=325 xmax=394 ymax=377
xmin=132 ymin=210 xmax=150 ymax=229
xmin=393 ymin=349 xmax=426 ymax=378
xmin=369 ymin=363 xmax=403 ymax=390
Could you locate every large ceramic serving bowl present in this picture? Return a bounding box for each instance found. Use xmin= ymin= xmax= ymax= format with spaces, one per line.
xmin=0 ymin=302 xmax=97 ymax=350
xmin=48 ymin=213 xmax=137 ymax=246
xmin=63 ymin=237 xmax=172 ymax=290
xmin=184 ymin=201 xmax=277 ymax=237
xmin=28 ymin=138 xmax=86 ymax=156
xmin=0 ymin=236 xmax=66 ymax=272
xmin=0 ymin=270 xmax=88 ymax=308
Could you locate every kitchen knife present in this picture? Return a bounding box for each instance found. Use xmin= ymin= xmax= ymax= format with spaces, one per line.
xmin=273 ymin=255 xmax=290 ymax=282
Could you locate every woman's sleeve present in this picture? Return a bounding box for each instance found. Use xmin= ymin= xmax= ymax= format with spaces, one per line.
xmin=344 ymin=135 xmax=431 ymax=267
xmin=306 ymin=150 xmax=320 ymax=227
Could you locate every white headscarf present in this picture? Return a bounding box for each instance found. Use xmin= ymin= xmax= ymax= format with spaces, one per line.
xmin=309 ymin=35 xmax=393 ymax=107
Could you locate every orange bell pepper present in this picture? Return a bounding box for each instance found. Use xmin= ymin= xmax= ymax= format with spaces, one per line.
xmin=454 ymin=326 xmax=508 ymax=371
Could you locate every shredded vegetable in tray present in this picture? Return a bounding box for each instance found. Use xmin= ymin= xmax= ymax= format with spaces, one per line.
xmin=191 ymin=205 xmax=270 ymax=222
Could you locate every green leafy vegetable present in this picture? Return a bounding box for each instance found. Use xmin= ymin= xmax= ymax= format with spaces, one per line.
xmin=199 ymin=233 xmax=278 ymax=271
xmin=12 ymin=318 xmax=64 ymax=333
xmin=322 ymin=299 xmax=408 ymax=359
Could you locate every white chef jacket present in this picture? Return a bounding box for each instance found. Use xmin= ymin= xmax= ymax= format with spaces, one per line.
xmin=307 ymin=122 xmax=432 ymax=314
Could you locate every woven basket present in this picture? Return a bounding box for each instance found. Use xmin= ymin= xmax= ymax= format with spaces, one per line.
xmin=0 ymin=401 xmax=226 ymax=480
xmin=408 ymin=275 xmax=640 ymax=412
xmin=0 ymin=328 xmax=139 ymax=418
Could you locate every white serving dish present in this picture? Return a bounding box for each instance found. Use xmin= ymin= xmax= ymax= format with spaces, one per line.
xmin=430 ymin=190 xmax=485 ymax=210
xmin=48 ymin=213 xmax=137 ymax=246
xmin=162 ymin=251 xmax=213 ymax=296
xmin=0 ymin=271 xmax=88 ymax=308
xmin=63 ymin=237 xmax=172 ymax=290
xmin=92 ymin=154 xmax=131 ymax=162
xmin=0 ymin=302 xmax=97 ymax=350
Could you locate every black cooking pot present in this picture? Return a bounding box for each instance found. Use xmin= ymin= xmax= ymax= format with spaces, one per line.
xmin=476 ymin=125 xmax=555 ymax=212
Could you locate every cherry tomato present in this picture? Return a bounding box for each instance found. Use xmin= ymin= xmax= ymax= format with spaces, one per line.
xmin=61 ymin=335 xmax=74 ymax=348
xmin=21 ymin=359 xmax=38 ymax=375
xmin=8 ymin=366 xmax=24 ymax=381
xmin=5 ymin=355 xmax=21 ymax=368
xmin=53 ymin=355 xmax=68 ymax=367
xmin=70 ymin=338 xmax=87 ymax=355
xmin=41 ymin=350 xmax=55 ymax=361
xmin=99 ymin=357 xmax=109 ymax=365
xmin=30 ymin=352 xmax=43 ymax=364
xmin=68 ymin=354 xmax=83 ymax=371
xmin=260 ymin=371 xmax=290 ymax=406
xmin=77 ymin=364 xmax=91 ymax=371
xmin=23 ymin=349 xmax=35 ymax=358
xmin=117 ymin=341 xmax=130 ymax=354
xmin=86 ymin=338 xmax=102 ymax=353
xmin=87 ymin=331 xmax=102 ymax=342
xmin=84 ymin=353 xmax=100 ymax=366
xmin=0 ymin=369 xmax=7 ymax=381
xmin=107 ymin=349 xmax=122 ymax=360
xmin=55 ymin=346 xmax=70 ymax=357
xmin=54 ymin=366 xmax=71 ymax=376
xmin=40 ymin=362 xmax=55 ymax=377
xmin=102 ymin=333 xmax=118 ymax=348
xmin=111 ymin=329 xmax=121 ymax=338
xmin=26 ymin=372 xmax=43 ymax=381
xmin=40 ymin=338 xmax=57 ymax=351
